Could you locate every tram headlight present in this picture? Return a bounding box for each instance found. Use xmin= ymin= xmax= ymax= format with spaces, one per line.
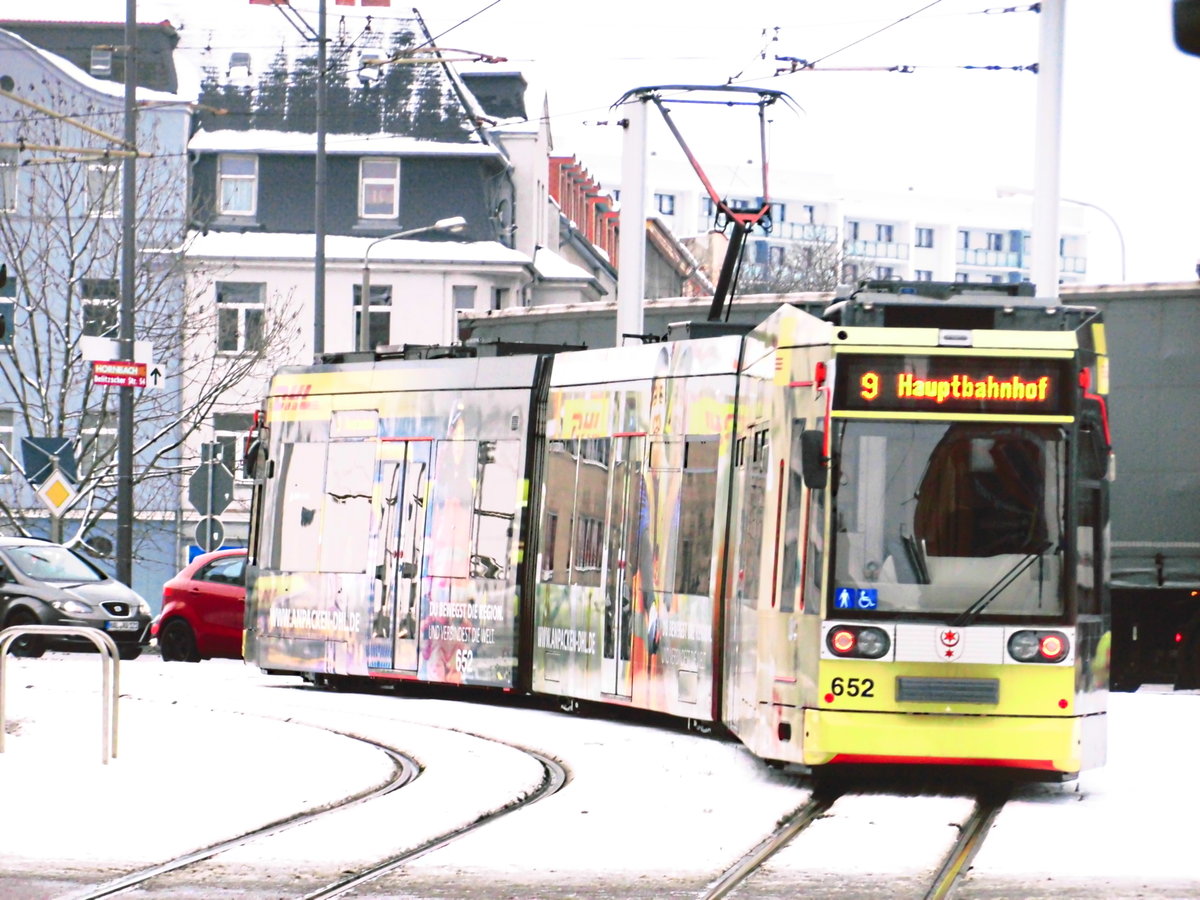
xmin=1008 ymin=630 xmax=1069 ymax=663
xmin=826 ymin=625 xmax=891 ymax=659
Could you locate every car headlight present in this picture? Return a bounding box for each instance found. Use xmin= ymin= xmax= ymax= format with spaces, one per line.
xmin=50 ymin=598 xmax=94 ymax=615
xmin=137 ymin=600 xmax=151 ymax=616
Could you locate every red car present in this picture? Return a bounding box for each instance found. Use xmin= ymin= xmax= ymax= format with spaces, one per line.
xmin=153 ymin=548 xmax=247 ymax=661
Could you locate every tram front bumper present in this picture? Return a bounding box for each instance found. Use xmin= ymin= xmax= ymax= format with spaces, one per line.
xmin=802 ymin=707 xmax=1097 ymax=775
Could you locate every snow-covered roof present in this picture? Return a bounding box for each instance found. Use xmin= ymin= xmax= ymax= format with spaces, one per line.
xmin=533 ymin=247 xmax=595 ymax=283
xmin=0 ymin=26 xmax=184 ymax=105
xmin=187 ymin=231 xmax=531 ymax=267
xmin=189 ymin=129 xmax=499 ymax=157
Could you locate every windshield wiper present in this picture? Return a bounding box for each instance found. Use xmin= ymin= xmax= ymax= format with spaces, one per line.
xmin=951 ymin=541 xmax=1053 ymax=628
xmin=902 ymin=533 xmax=931 ymax=584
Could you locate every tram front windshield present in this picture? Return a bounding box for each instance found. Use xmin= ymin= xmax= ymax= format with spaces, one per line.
xmin=832 ymin=421 xmax=1064 ymax=619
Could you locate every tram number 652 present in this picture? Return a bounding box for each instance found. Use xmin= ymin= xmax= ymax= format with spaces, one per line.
xmin=454 ymin=647 xmax=474 ymax=674
xmin=830 ymin=676 xmax=874 ymax=697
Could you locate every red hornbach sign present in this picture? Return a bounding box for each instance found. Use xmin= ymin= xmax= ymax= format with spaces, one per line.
xmin=93 ymin=360 xmax=147 ymax=388
xmin=834 ymin=354 xmax=1071 ymax=416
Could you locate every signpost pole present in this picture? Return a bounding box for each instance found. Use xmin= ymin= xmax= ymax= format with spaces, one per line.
xmin=116 ymin=0 xmax=137 ymax=586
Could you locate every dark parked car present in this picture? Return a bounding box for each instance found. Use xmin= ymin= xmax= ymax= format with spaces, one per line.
xmin=153 ymin=548 xmax=246 ymax=661
xmin=0 ymin=536 xmax=151 ymax=659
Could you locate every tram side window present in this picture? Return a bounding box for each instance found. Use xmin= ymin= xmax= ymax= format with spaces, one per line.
xmin=1076 ymin=486 xmax=1104 ymax=616
xmin=570 ymin=439 xmax=611 ymax=588
xmin=274 ymin=442 xmax=328 ymax=573
xmin=675 ymin=437 xmax=718 ymax=595
xmin=803 ymin=418 xmax=826 ymax=615
xmin=737 ymin=427 xmax=769 ymax=602
xmin=605 ymin=436 xmax=643 ymax=662
xmin=319 ymin=442 xmax=376 ymax=573
xmin=540 ymin=440 xmax=578 ymax=586
xmin=474 ymin=440 xmax=519 ymax=580
xmin=779 ymin=420 xmax=807 ymax=612
xmin=425 ymin=438 xmax=478 ymax=578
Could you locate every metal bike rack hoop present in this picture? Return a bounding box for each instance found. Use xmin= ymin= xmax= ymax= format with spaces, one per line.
xmin=0 ymin=626 xmax=121 ymax=764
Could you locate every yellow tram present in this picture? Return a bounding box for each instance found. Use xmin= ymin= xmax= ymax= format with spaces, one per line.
xmin=723 ymin=283 xmax=1111 ymax=777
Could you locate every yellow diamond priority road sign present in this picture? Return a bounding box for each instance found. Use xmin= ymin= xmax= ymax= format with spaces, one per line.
xmin=35 ymin=469 xmax=78 ymax=515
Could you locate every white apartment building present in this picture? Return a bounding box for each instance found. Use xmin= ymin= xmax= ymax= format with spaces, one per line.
xmin=587 ymin=154 xmax=1094 ymax=289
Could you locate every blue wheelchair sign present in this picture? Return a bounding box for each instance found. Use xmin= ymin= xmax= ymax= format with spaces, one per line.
xmin=835 ymin=587 xmax=879 ymax=611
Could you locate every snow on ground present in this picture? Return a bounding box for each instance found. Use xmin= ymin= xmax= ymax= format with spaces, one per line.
xmin=1 ymin=653 xmax=1198 ymax=897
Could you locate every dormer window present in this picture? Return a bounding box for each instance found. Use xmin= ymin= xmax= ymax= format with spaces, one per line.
xmin=359 ymin=158 xmax=399 ymax=219
xmin=218 ymin=154 xmax=257 ymax=217
xmin=90 ymin=47 xmax=113 ymax=78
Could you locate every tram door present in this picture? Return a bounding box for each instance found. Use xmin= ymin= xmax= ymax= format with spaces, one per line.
xmin=601 ymin=435 xmax=643 ymax=698
xmin=381 ymin=441 xmax=430 ymax=672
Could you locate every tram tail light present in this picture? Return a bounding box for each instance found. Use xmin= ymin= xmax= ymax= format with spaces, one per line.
xmin=1008 ymin=630 xmax=1069 ymax=663
xmin=826 ymin=625 xmax=891 ymax=659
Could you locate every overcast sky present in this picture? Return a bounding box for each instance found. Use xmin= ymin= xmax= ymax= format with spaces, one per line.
xmin=16 ymin=1 xmax=1200 ymax=282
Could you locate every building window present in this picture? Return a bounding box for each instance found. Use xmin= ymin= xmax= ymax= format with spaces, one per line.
xmin=353 ymin=283 xmax=392 ymax=349
xmin=988 ymin=274 xmax=1005 ymax=283
xmin=492 ymin=287 xmax=509 ymax=310
xmin=876 ymin=223 xmax=894 ymax=243
xmin=0 ymin=273 xmax=14 ymax=349
xmin=218 ymin=154 xmax=257 ymax=216
xmin=846 ymin=220 xmax=860 ymax=241
xmin=802 ymin=204 xmax=815 ymax=224
xmin=955 ymin=272 xmax=970 ymax=283
xmin=875 ymin=266 xmax=894 ymax=279
xmin=82 ymin=278 xmax=119 ymax=337
xmin=213 ymin=412 xmax=255 ymax=479
xmin=958 ymin=230 xmax=970 ymax=250
xmin=0 ymin=409 xmax=12 ymax=477
xmin=359 ymin=158 xmax=400 ymax=218
xmin=843 ymin=263 xmax=859 ymax=283
xmin=916 ymin=227 xmax=934 ymax=248
xmin=655 ymin=193 xmax=675 ymax=215
xmin=768 ymin=245 xmax=785 ymax=268
xmin=87 ymin=163 xmax=119 ymax=217
xmin=914 ymin=269 xmax=933 ymax=281
xmin=452 ymin=285 xmax=476 ymax=313
xmin=986 ymin=232 xmax=1004 ymax=251
xmin=0 ymin=148 xmax=16 ymax=212
xmin=215 ymin=281 xmax=265 ymax=353
xmin=770 ymin=202 xmax=786 ymax=223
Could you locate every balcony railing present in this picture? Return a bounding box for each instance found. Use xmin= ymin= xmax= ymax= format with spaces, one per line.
xmin=957 ymin=248 xmax=1022 ymax=267
xmin=845 ymin=240 xmax=910 ymax=260
xmin=776 ymin=222 xmax=838 ymax=242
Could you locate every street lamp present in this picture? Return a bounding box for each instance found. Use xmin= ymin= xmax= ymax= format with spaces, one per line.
xmin=358 ymin=216 xmax=467 ymax=352
xmin=997 ymin=186 xmax=1127 ymax=283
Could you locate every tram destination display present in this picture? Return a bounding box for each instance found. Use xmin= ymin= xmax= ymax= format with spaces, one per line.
xmin=834 ymin=354 xmax=1072 ymax=416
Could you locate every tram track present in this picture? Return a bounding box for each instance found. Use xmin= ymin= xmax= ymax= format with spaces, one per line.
xmin=60 ymin=696 xmax=569 ymax=900
xmin=699 ymin=785 xmax=1010 ymax=900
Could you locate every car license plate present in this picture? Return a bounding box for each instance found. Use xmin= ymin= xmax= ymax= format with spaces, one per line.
xmin=105 ymin=621 xmax=140 ymax=632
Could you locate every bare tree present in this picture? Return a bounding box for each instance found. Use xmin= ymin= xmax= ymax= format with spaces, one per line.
xmin=0 ymin=74 xmax=300 ymax=562
xmin=735 ymin=238 xmax=883 ymax=294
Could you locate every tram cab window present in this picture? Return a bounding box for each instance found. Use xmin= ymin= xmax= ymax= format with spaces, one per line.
xmin=675 ymin=437 xmax=718 ymax=595
xmin=833 ymin=422 xmax=1064 ymax=618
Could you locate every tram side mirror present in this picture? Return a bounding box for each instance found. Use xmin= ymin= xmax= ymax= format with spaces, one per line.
xmin=1080 ymin=400 xmax=1111 ymax=482
xmin=1176 ymin=0 xmax=1200 ymax=55
xmin=242 ymin=438 xmax=269 ymax=480
xmin=800 ymin=429 xmax=828 ymax=489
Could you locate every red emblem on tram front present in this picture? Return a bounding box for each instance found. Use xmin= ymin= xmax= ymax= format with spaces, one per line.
xmin=938 ymin=628 xmax=963 ymax=660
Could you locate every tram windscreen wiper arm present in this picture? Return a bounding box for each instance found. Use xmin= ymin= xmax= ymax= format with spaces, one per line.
xmin=951 ymin=541 xmax=1052 ymax=628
